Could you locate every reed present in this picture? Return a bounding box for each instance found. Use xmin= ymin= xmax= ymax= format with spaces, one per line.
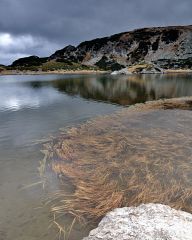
xmin=43 ymin=97 xmax=192 ymax=236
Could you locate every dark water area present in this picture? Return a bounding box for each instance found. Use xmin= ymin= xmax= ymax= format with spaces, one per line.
xmin=0 ymin=73 xmax=192 ymax=240
xmin=49 ymin=73 xmax=192 ymax=105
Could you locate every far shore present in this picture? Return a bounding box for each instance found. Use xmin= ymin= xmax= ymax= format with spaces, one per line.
xmin=1 ymin=68 xmax=192 ymax=76
xmin=164 ymin=69 xmax=192 ymax=74
xmin=0 ymin=69 xmax=109 ymax=76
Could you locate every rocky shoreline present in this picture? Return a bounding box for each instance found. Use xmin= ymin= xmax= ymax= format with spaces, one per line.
xmin=111 ymin=63 xmax=192 ymax=75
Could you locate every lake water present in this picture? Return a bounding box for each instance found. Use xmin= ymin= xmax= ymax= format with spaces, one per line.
xmin=0 ymin=73 xmax=192 ymax=240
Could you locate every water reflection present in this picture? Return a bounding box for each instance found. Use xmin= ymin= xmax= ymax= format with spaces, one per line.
xmin=0 ymin=74 xmax=192 ymax=111
xmin=52 ymin=74 xmax=192 ymax=105
xmin=0 ymin=85 xmax=64 ymax=111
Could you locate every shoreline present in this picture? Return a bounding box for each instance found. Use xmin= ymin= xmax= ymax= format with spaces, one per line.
xmin=0 ymin=69 xmax=109 ymax=76
xmin=1 ymin=69 xmax=192 ymax=76
xmin=164 ymin=69 xmax=192 ymax=74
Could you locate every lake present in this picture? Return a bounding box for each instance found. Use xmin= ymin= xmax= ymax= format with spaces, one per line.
xmin=0 ymin=73 xmax=192 ymax=240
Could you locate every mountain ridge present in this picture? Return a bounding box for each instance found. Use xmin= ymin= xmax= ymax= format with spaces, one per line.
xmin=5 ymin=25 xmax=192 ymax=71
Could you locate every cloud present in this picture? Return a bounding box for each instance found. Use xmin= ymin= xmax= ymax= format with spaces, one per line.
xmin=0 ymin=0 xmax=192 ymax=64
xmin=0 ymin=33 xmax=38 ymax=50
xmin=0 ymin=33 xmax=60 ymax=64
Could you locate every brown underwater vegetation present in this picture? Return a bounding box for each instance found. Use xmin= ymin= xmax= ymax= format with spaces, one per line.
xmin=42 ymin=97 xmax=192 ymax=236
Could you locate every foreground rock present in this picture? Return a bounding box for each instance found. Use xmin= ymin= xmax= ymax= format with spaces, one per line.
xmin=83 ymin=204 xmax=192 ymax=240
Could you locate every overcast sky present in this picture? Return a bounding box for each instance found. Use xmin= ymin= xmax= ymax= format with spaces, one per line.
xmin=0 ymin=0 xmax=192 ymax=65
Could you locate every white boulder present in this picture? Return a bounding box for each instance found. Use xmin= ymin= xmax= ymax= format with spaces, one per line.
xmin=111 ymin=68 xmax=132 ymax=75
xmin=83 ymin=204 xmax=192 ymax=240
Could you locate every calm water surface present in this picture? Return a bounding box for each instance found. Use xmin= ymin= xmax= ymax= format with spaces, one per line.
xmin=0 ymin=73 xmax=192 ymax=240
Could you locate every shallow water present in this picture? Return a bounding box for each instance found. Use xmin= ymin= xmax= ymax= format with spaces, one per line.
xmin=0 ymin=73 xmax=192 ymax=240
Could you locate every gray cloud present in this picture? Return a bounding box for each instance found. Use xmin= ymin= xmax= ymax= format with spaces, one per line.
xmin=0 ymin=0 xmax=192 ymax=64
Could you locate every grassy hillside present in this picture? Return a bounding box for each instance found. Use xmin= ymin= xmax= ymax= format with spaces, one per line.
xmin=41 ymin=60 xmax=98 ymax=71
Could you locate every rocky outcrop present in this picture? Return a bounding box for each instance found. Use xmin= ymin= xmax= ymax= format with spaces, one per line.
xmin=83 ymin=204 xmax=192 ymax=240
xmin=50 ymin=25 xmax=192 ymax=70
xmin=129 ymin=63 xmax=164 ymax=74
xmin=111 ymin=63 xmax=164 ymax=74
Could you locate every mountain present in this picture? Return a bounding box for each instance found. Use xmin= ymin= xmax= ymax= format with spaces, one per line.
xmin=8 ymin=25 xmax=192 ymax=71
xmin=49 ymin=25 xmax=192 ymax=70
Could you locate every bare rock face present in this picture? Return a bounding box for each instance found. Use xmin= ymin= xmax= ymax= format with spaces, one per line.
xmin=83 ymin=204 xmax=192 ymax=240
xmin=50 ymin=25 xmax=192 ymax=70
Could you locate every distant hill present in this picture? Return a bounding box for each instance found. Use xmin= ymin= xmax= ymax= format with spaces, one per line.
xmin=7 ymin=25 xmax=192 ymax=71
xmin=11 ymin=56 xmax=48 ymax=67
xmin=0 ymin=64 xmax=6 ymax=72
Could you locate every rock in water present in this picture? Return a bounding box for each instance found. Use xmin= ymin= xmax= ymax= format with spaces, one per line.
xmin=83 ymin=204 xmax=192 ymax=240
xmin=111 ymin=68 xmax=132 ymax=75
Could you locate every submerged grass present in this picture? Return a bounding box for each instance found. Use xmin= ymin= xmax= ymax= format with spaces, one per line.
xmin=43 ymin=97 xmax=192 ymax=235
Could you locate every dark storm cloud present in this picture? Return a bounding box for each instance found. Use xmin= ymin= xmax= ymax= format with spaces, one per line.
xmin=0 ymin=0 xmax=192 ymax=64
